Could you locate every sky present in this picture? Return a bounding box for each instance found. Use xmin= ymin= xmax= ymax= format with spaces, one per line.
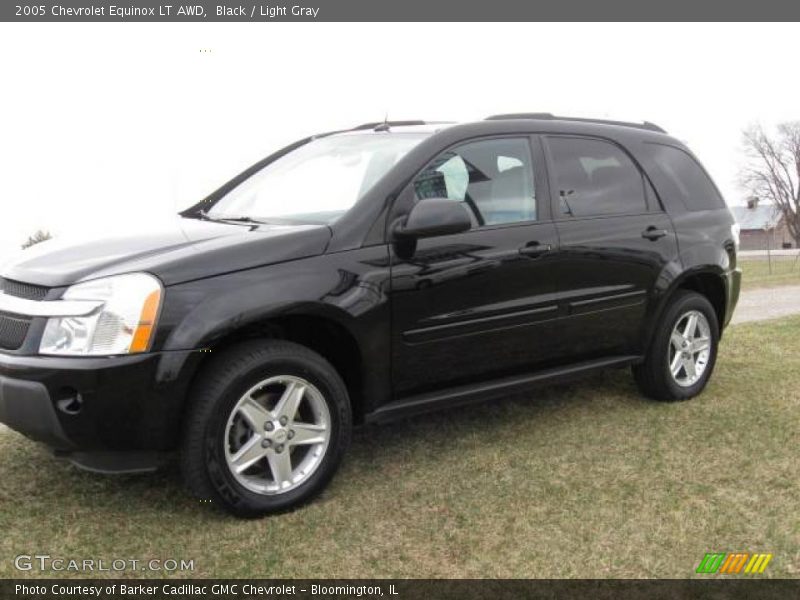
xmin=1 ymin=22 xmax=798 ymax=263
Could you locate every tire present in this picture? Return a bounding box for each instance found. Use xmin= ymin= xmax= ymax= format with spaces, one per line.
xmin=181 ymin=340 xmax=352 ymax=517
xmin=633 ymin=290 xmax=720 ymax=402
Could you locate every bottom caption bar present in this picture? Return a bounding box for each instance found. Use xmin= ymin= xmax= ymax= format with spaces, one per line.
xmin=4 ymin=579 xmax=800 ymax=600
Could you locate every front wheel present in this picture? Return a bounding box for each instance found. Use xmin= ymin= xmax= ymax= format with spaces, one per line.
xmin=633 ymin=291 xmax=720 ymax=402
xmin=181 ymin=340 xmax=352 ymax=517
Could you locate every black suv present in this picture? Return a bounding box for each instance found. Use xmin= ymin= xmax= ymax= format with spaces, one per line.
xmin=0 ymin=114 xmax=741 ymax=516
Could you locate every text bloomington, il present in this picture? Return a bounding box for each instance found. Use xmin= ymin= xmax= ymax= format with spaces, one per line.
xmin=46 ymin=5 xmax=322 ymax=18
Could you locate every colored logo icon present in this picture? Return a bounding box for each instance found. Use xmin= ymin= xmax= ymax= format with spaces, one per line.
xmin=696 ymin=553 xmax=772 ymax=574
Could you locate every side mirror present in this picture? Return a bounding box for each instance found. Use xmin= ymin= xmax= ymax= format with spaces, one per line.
xmin=394 ymin=198 xmax=472 ymax=240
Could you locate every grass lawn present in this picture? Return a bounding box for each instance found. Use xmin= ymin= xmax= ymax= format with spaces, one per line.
xmin=740 ymin=257 xmax=800 ymax=290
xmin=1 ymin=317 xmax=799 ymax=579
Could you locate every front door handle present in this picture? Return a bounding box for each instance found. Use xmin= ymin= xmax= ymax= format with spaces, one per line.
xmin=519 ymin=242 xmax=552 ymax=257
xmin=642 ymin=226 xmax=669 ymax=241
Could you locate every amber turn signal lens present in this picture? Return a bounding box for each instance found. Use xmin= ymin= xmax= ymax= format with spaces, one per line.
xmin=129 ymin=289 xmax=162 ymax=353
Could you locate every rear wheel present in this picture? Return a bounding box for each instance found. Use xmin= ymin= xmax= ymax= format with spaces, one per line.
xmin=633 ymin=291 xmax=719 ymax=401
xmin=181 ymin=340 xmax=352 ymax=517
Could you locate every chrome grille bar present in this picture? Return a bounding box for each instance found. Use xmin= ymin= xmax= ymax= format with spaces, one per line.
xmin=0 ymin=292 xmax=103 ymax=318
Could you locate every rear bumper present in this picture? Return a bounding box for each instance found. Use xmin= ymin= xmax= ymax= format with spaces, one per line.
xmin=0 ymin=350 xmax=200 ymax=458
xmin=724 ymin=267 xmax=742 ymax=328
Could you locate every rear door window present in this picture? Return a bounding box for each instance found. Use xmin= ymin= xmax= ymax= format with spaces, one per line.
xmin=546 ymin=136 xmax=649 ymax=218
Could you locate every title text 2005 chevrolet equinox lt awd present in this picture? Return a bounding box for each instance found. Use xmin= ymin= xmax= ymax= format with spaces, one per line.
xmin=0 ymin=114 xmax=741 ymax=516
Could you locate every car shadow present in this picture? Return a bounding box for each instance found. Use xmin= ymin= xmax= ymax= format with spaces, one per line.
xmin=343 ymin=367 xmax=645 ymax=476
xmin=0 ymin=367 xmax=649 ymax=520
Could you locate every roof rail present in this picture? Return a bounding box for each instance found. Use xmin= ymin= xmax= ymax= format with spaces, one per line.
xmin=353 ymin=120 xmax=428 ymax=131
xmin=485 ymin=113 xmax=667 ymax=134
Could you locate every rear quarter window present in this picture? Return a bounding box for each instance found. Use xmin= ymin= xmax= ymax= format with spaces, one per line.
xmin=648 ymin=143 xmax=724 ymax=210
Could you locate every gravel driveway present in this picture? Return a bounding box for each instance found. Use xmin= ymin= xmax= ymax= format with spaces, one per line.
xmin=1 ymin=286 xmax=797 ymax=436
xmin=731 ymin=284 xmax=800 ymax=325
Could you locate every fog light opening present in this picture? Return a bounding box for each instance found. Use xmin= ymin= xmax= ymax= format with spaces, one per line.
xmin=55 ymin=389 xmax=84 ymax=415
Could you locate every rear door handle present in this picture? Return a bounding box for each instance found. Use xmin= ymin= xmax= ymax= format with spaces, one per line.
xmin=642 ymin=226 xmax=669 ymax=241
xmin=519 ymin=242 xmax=552 ymax=257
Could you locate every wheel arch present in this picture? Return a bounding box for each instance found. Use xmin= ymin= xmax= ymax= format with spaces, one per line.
xmin=645 ymin=266 xmax=727 ymax=347
xmin=179 ymin=306 xmax=368 ymax=425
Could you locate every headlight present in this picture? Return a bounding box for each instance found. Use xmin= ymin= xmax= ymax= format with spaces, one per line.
xmin=40 ymin=273 xmax=163 ymax=356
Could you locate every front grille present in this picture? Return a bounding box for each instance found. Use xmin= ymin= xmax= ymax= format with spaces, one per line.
xmin=0 ymin=311 xmax=31 ymax=350
xmin=0 ymin=277 xmax=49 ymax=300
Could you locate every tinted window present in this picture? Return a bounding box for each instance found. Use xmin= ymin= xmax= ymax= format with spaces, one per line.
xmin=649 ymin=143 xmax=724 ymax=210
xmin=414 ymin=138 xmax=536 ymax=227
xmin=547 ymin=137 xmax=647 ymax=217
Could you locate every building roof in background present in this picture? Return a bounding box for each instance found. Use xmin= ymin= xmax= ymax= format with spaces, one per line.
xmin=731 ymin=204 xmax=783 ymax=230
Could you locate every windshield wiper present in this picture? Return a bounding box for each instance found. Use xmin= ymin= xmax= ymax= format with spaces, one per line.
xmin=197 ymin=210 xmax=269 ymax=224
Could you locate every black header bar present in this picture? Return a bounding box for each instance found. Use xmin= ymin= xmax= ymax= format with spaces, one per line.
xmin=3 ymin=0 xmax=800 ymax=22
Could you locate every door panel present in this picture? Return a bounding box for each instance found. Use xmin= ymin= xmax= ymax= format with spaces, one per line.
xmin=552 ymin=213 xmax=678 ymax=358
xmin=542 ymin=134 xmax=680 ymax=359
xmin=389 ymin=135 xmax=560 ymax=398
xmin=390 ymin=223 xmax=560 ymax=396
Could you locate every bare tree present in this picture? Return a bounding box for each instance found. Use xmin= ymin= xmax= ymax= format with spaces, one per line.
xmin=21 ymin=230 xmax=53 ymax=249
xmin=741 ymin=122 xmax=800 ymax=246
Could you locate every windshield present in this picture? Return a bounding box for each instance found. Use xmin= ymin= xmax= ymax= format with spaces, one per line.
xmin=207 ymin=133 xmax=429 ymax=224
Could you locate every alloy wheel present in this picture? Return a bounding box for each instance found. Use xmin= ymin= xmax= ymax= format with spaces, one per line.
xmin=668 ymin=310 xmax=712 ymax=387
xmin=223 ymin=375 xmax=331 ymax=495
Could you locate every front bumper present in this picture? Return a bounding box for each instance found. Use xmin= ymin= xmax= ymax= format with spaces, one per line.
xmin=0 ymin=375 xmax=70 ymax=447
xmin=0 ymin=350 xmax=200 ymax=459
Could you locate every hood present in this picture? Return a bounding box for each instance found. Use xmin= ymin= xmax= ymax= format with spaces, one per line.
xmin=1 ymin=217 xmax=332 ymax=288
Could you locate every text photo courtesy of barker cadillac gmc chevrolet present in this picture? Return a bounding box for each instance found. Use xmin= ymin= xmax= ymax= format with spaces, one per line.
xmin=0 ymin=114 xmax=740 ymax=517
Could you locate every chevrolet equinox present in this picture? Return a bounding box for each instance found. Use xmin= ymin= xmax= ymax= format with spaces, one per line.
xmin=0 ymin=114 xmax=741 ymax=516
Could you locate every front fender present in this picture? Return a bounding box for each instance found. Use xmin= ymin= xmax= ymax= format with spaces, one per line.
xmin=151 ymin=246 xmax=392 ymax=414
xmin=162 ymin=275 xmax=360 ymax=352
